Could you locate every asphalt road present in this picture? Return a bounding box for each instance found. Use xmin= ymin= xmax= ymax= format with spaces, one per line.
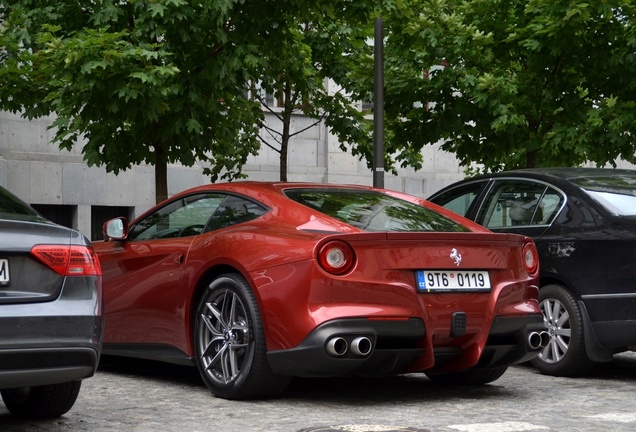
xmin=2 ymin=353 xmax=636 ymax=431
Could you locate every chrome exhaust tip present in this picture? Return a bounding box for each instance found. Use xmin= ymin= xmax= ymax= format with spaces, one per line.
xmin=326 ymin=337 xmax=348 ymax=356
xmin=527 ymin=331 xmax=542 ymax=350
xmin=350 ymin=336 xmax=373 ymax=357
xmin=539 ymin=331 xmax=551 ymax=348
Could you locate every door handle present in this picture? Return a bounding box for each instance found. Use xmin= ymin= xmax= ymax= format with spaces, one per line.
xmin=174 ymin=254 xmax=184 ymax=265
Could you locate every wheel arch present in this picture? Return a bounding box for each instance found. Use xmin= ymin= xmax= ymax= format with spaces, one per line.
xmin=186 ymin=264 xmax=265 ymax=355
xmin=540 ymin=275 xmax=612 ymax=362
xmin=539 ymin=275 xmax=577 ymax=298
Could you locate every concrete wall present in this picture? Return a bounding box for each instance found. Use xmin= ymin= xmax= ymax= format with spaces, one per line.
xmin=0 ymin=109 xmax=471 ymax=239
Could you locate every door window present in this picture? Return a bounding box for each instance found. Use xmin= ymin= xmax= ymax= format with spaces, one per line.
xmin=429 ymin=181 xmax=488 ymax=217
xmin=128 ymin=193 xmax=267 ymax=240
xmin=476 ymin=180 xmax=564 ymax=228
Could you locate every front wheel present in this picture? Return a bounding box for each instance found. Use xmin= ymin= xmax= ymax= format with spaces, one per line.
xmin=426 ymin=366 xmax=508 ymax=385
xmin=531 ymin=284 xmax=594 ymax=376
xmin=193 ymin=273 xmax=290 ymax=399
xmin=1 ymin=381 xmax=81 ymax=418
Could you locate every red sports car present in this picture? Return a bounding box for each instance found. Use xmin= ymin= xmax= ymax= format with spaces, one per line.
xmin=95 ymin=182 xmax=545 ymax=399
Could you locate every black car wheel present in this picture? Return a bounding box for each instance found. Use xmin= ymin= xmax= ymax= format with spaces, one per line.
xmin=193 ymin=273 xmax=290 ymax=399
xmin=531 ymin=284 xmax=594 ymax=376
xmin=426 ymin=366 xmax=508 ymax=385
xmin=1 ymin=381 xmax=81 ymax=418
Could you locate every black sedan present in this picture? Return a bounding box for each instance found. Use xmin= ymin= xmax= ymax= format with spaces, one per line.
xmin=428 ymin=167 xmax=636 ymax=376
xmin=0 ymin=186 xmax=103 ymax=418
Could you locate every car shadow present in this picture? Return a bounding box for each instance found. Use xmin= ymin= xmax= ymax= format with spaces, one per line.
xmin=514 ymin=351 xmax=636 ymax=381
xmin=285 ymin=373 xmax=513 ymax=404
xmin=97 ymin=354 xmax=205 ymax=388
xmin=95 ymin=352 xmax=636 ymax=403
xmin=97 ymin=355 xmax=515 ymax=404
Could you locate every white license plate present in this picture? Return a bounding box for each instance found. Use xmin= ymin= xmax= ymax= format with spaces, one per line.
xmin=416 ymin=270 xmax=491 ymax=293
xmin=0 ymin=259 xmax=9 ymax=286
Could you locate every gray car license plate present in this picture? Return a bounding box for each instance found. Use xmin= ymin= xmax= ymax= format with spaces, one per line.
xmin=0 ymin=258 xmax=10 ymax=286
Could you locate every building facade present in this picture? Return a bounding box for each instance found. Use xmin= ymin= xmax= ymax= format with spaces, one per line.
xmin=0 ymin=110 xmax=469 ymax=240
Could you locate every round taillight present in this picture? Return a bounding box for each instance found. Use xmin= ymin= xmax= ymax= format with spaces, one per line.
xmin=318 ymin=241 xmax=356 ymax=275
xmin=522 ymin=242 xmax=539 ymax=276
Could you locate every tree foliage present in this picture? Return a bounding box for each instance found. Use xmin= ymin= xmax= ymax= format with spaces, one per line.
xmin=348 ymin=0 xmax=636 ymax=173
xmin=0 ymin=0 xmax=379 ymax=202
xmin=250 ymin=3 xmax=374 ymax=181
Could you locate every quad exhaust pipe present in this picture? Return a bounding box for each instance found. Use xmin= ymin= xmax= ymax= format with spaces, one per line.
xmin=326 ymin=337 xmax=348 ymax=356
xmin=326 ymin=336 xmax=373 ymax=357
xmin=350 ymin=336 xmax=373 ymax=356
xmin=527 ymin=331 xmax=550 ymax=350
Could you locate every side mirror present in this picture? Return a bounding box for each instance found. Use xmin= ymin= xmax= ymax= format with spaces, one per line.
xmin=103 ymin=217 xmax=129 ymax=241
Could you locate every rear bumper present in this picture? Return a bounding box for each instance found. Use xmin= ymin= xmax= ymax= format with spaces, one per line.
xmin=267 ymin=314 xmax=545 ymax=377
xmin=0 ymin=277 xmax=103 ymax=389
xmin=0 ymin=347 xmax=99 ymax=388
xmin=476 ymin=314 xmax=546 ymax=367
xmin=267 ymin=318 xmax=426 ymax=377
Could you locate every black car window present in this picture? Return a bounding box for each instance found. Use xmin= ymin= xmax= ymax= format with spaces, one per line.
xmin=428 ymin=181 xmax=488 ymax=217
xmin=537 ymin=189 xmax=565 ymax=224
xmin=476 ymin=180 xmax=563 ymax=228
xmin=569 ymin=175 xmax=636 ymax=216
xmin=284 ymin=188 xmax=470 ymax=232
xmin=0 ymin=186 xmax=46 ymax=222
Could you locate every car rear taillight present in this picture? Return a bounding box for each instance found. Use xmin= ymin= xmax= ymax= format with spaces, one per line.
xmin=522 ymin=242 xmax=539 ymax=277
xmin=31 ymin=245 xmax=102 ymax=276
xmin=317 ymin=240 xmax=356 ymax=275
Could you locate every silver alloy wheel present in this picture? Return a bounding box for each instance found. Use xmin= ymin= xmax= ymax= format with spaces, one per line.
xmin=538 ymin=297 xmax=572 ymax=364
xmin=198 ymin=288 xmax=252 ymax=386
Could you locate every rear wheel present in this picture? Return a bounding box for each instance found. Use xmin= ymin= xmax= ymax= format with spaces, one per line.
xmin=1 ymin=381 xmax=81 ymax=418
xmin=426 ymin=366 xmax=508 ymax=385
xmin=531 ymin=284 xmax=594 ymax=376
xmin=193 ymin=273 xmax=290 ymax=399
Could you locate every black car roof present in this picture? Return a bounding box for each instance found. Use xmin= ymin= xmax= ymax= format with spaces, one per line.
xmin=477 ymin=167 xmax=636 ymax=181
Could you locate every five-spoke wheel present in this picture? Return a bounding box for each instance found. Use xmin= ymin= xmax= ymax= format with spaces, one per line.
xmin=193 ymin=273 xmax=290 ymax=399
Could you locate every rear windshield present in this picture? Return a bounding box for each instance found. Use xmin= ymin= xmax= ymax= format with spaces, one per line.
xmin=284 ymin=188 xmax=469 ymax=232
xmin=570 ymin=175 xmax=636 ymax=216
xmin=0 ymin=186 xmax=45 ymax=222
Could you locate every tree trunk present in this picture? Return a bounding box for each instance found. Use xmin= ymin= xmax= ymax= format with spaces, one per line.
xmin=279 ymin=82 xmax=293 ymax=182
xmin=526 ymin=149 xmax=537 ymax=168
xmin=280 ymin=117 xmax=290 ymax=182
xmin=154 ymin=144 xmax=168 ymax=204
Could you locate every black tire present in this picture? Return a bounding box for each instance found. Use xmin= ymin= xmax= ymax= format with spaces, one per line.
xmin=426 ymin=366 xmax=508 ymax=385
xmin=531 ymin=284 xmax=594 ymax=376
xmin=193 ymin=273 xmax=291 ymax=399
xmin=1 ymin=381 xmax=81 ymax=418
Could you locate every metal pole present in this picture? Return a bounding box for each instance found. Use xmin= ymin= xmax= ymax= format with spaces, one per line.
xmin=373 ymin=17 xmax=385 ymax=189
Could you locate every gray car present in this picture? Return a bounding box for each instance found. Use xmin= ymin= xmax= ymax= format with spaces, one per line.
xmin=0 ymin=185 xmax=103 ymax=418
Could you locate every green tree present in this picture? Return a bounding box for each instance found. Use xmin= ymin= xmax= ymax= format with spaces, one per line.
xmin=1 ymin=0 xmax=275 ymax=203
xmin=249 ymin=7 xmax=373 ymax=181
xmin=348 ymin=0 xmax=636 ymax=173
xmin=0 ymin=0 xmax=378 ymax=203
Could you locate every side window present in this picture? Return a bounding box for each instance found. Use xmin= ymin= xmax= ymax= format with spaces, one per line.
xmin=537 ymin=189 xmax=565 ymax=225
xmin=476 ymin=180 xmax=562 ymax=228
xmin=430 ymin=181 xmax=488 ymax=217
xmin=203 ymin=195 xmax=267 ymax=232
xmin=129 ymin=193 xmax=226 ymax=240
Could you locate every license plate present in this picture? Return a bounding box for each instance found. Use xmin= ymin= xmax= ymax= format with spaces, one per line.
xmin=416 ymin=270 xmax=491 ymax=293
xmin=0 ymin=259 xmax=9 ymax=286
